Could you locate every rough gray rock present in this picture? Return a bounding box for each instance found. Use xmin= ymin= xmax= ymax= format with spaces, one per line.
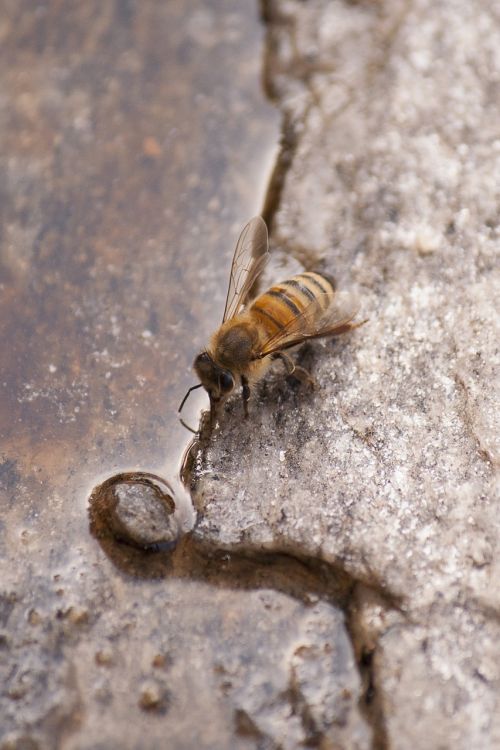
xmin=194 ymin=0 xmax=500 ymax=747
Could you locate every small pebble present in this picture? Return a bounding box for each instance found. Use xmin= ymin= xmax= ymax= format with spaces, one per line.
xmin=95 ymin=648 xmax=114 ymax=666
xmin=138 ymin=682 xmax=168 ymax=713
xmin=89 ymin=473 xmax=180 ymax=550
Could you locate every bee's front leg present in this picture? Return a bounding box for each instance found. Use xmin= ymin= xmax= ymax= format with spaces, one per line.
xmin=209 ymin=394 xmax=220 ymax=429
xmin=241 ymin=375 xmax=250 ymax=418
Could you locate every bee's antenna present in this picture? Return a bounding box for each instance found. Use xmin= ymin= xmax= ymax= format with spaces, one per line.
xmin=178 ymin=383 xmax=203 ymax=413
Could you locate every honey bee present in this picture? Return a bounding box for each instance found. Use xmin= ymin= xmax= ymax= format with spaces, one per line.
xmin=179 ymin=217 xmax=364 ymax=424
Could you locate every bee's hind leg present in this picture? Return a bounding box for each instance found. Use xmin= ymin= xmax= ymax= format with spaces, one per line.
xmin=272 ymin=352 xmax=295 ymax=375
xmin=241 ymin=375 xmax=250 ymax=418
xmin=273 ymin=352 xmax=316 ymax=389
xmin=289 ymin=365 xmax=316 ymax=389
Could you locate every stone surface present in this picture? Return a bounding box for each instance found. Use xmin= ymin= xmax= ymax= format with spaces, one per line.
xmin=194 ymin=0 xmax=500 ymax=747
xmin=2 ymin=0 xmax=499 ymax=748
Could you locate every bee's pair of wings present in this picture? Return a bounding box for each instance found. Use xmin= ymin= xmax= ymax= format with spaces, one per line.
xmin=222 ymin=216 xmax=360 ymax=359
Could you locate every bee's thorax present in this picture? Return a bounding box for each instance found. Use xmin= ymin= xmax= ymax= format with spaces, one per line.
xmin=211 ymin=319 xmax=259 ymax=371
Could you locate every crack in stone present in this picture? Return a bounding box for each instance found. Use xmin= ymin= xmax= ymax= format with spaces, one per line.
xmin=452 ymin=371 xmax=496 ymax=468
xmin=234 ymin=708 xmax=272 ymax=748
xmin=286 ymin=664 xmax=322 ymax=747
xmin=345 ymin=585 xmax=397 ymax=750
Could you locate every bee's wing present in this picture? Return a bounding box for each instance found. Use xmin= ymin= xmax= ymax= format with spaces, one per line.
xmin=223 ymin=216 xmax=269 ymax=322
xmin=258 ymin=291 xmax=363 ymax=358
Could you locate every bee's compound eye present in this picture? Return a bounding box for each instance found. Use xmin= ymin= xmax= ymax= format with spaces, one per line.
xmin=219 ymin=371 xmax=234 ymax=394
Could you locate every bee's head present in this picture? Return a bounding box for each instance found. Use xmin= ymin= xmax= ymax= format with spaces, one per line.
xmin=193 ymin=351 xmax=235 ymax=404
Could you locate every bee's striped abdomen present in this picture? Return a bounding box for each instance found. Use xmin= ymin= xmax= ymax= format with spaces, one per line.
xmin=250 ymin=271 xmax=336 ymax=337
xmin=282 ymin=272 xmax=336 ymax=309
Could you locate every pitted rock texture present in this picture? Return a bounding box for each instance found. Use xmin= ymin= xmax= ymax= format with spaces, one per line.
xmin=194 ymin=1 xmax=500 ymax=747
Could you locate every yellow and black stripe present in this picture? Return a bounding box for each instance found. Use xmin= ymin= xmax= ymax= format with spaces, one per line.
xmin=250 ymin=271 xmax=336 ymax=338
